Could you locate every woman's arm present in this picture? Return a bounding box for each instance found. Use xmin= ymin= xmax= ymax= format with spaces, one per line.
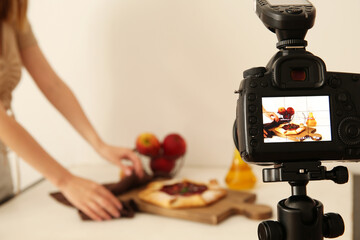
xmin=20 ymin=45 xmax=142 ymax=177
xmin=0 ymin=103 xmax=70 ymax=186
xmin=0 ymin=102 xmax=121 ymax=221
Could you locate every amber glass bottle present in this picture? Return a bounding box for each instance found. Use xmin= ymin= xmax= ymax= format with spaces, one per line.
xmin=225 ymin=149 xmax=256 ymax=190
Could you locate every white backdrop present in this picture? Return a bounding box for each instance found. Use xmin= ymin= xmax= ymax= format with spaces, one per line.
xmin=10 ymin=0 xmax=360 ymax=188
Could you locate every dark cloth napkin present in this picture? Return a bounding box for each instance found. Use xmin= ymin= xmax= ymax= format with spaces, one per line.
xmin=50 ymin=173 xmax=152 ymax=221
xmin=263 ymin=119 xmax=290 ymax=138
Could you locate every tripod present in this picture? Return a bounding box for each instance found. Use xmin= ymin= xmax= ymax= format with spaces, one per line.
xmin=257 ymin=161 xmax=348 ymax=240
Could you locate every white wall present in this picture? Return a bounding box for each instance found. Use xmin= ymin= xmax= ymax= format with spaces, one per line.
xmin=11 ymin=0 xmax=360 ymax=188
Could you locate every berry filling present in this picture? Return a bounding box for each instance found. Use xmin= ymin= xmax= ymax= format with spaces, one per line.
xmin=160 ymin=182 xmax=208 ymax=196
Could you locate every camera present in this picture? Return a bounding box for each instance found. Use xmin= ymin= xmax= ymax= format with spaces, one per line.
xmin=234 ymin=0 xmax=360 ymax=164
xmin=234 ymin=2 xmax=357 ymax=239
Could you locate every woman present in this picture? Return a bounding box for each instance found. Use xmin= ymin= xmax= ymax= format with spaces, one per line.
xmin=0 ymin=0 xmax=143 ymax=221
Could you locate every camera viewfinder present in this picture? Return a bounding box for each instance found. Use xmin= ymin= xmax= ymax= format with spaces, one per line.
xmin=291 ymin=68 xmax=307 ymax=81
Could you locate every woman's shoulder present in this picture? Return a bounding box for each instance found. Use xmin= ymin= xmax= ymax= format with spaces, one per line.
xmin=2 ymin=20 xmax=16 ymax=35
xmin=2 ymin=20 xmax=18 ymax=47
xmin=9 ymin=18 xmax=38 ymax=50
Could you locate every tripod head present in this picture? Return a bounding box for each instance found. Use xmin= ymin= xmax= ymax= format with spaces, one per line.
xmin=258 ymin=162 xmax=348 ymax=240
xmin=255 ymin=0 xmax=315 ymax=49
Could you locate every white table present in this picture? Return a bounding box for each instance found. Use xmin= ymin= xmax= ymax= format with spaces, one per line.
xmin=0 ymin=163 xmax=353 ymax=240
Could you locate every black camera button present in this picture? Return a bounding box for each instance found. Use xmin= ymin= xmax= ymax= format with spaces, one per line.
xmin=250 ymin=140 xmax=258 ymax=147
xmin=249 ymin=128 xmax=258 ymax=136
xmin=336 ymin=110 xmax=344 ymax=117
xmin=260 ymin=80 xmax=268 ymax=88
xmin=329 ymin=76 xmax=342 ymax=88
xmin=249 ymin=105 xmax=257 ymax=113
xmin=248 ymin=93 xmax=257 ymax=101
xmin=345 ymin=105 xmax=353 ymax=111
xmin=352 ymin=75 xmax=359 ymax=82
xmin=338 ymin=117 xmax=360 ymax=145
xmin=250 ymin=81 xmax=257 ymax=88
xmin=249 ymin=116 xmax=258 ymax=124
xmin=337 ymin=93 xmax=348 ymax=102
xmin=346 ymin=125 xmax=360 ymax=139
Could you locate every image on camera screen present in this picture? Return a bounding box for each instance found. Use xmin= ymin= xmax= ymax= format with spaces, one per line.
xmin=262 ymin=96 xmax=332 ymax=143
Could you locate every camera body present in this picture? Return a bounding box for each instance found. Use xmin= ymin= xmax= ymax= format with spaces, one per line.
xmin=234 ymin=0 xmax=360 ymax=164
xmin=235 ymin=50 xmax=360 ymax=164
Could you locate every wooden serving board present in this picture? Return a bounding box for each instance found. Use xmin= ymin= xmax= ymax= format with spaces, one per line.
xmin=270 ymin=125 xmax=322 ymax=142
xmin=117 ymin=187 xmax=272 ymax=225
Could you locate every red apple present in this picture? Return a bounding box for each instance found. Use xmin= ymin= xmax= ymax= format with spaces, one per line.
xmin=163 ymin=133 xmax=186 ymax=159
xmin=150 ymin=157 xmax=176 ymax=173
xmin=287 ymin=107 xmax=295 ymax=116
xmin=135 ymin=133 xmax=161 ymax=157
xmin=278 ymin=107 xmax=286 ymax=115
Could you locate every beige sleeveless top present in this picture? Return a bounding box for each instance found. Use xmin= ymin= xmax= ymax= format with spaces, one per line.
xmin=0 ymin=19 xmax=37 ymax=202
xmin=0 ymin=19 xmax=37 ymax=110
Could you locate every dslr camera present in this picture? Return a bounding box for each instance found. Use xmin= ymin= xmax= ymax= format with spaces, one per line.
xmin=234 ymin=0 xmax=360 ymax=164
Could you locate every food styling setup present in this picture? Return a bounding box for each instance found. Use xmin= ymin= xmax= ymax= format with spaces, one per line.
xmin=0 ymin=1 xmax=358 ymax=240
xmin=51 ymin=132 xmax=272 ymax=224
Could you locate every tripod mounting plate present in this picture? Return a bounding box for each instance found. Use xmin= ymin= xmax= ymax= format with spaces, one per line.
xmin=263 ymin=161 xmax=349 ymax=184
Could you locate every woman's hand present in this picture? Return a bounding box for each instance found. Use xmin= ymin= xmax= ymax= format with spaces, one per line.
xmin=97 ymin=143 xmax=144 ymax=178
xmin=58 ymin=174 xmax=122 ymax=221
xmin=264 ymin=111 xmax=280 ymax=122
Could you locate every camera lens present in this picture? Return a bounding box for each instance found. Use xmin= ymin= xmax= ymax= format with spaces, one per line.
xmin=291 ymin=68 xmax=307 ymax=81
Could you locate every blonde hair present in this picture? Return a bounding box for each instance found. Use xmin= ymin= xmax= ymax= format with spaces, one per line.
xmin=0 ymin=0 xmax=28 ymax=30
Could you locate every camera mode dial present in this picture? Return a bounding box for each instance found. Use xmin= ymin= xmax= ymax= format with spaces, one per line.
xmin=243 ymin=67 xmax=267 ymax=79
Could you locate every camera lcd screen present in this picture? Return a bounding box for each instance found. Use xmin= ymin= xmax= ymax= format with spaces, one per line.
xmin=266 ymin=0 xmax=312 ymax=6
xmin=262 ymin=96 xmax=332 ymax=143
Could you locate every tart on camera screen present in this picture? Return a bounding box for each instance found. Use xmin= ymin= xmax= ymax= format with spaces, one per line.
xmin=262 ymin=96 xmax=332 ymax=143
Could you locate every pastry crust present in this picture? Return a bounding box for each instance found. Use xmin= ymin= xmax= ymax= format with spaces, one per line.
xmin=138 ymin=179 xmax=227 ymax=209
xmin=276 ymin=123 xmax=306 ymax=135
